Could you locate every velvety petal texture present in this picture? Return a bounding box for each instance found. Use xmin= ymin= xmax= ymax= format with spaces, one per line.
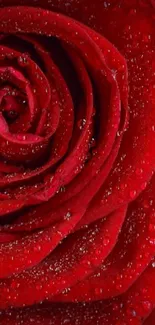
xmin=0 ymin=0 xmax=154 ymax=324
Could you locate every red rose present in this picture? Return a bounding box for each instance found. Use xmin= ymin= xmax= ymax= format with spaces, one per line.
xmin=0 ymin=0 xmax=155 ymax=324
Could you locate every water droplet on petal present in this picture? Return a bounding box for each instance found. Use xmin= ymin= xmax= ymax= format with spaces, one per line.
xmin=18 ymin=54 xmax=29 ymax=67
xmin=135 ymin=168 xmax=143 ymax=175
xmin=130 ymin=190 xmax=137 ymax=199
xmin=103 ymin=238 xmax=110 ymax=246
xmin=117 ymin=131 xmax=121 ymax=137
xmin=141 ymin=182 xmax=147 ymax=190
xmin=77 ymin=118 xmax=86 ymax=130
xmin=89 ymin=137 xmax=96 ymax=148
xmin=94 ymin=287 xmax=103 ymax=295
xmin=149 ymin=238 xmax=155 ymax=245
xmin=152 ymin=262 xmax=155 ymax=268
xmin=152 ymin=125 xmax=155 ymax=131
xmin=64 ymin=212 xmax=71 ymax=220
xmin=142 ymin=301 xmax=152 ymax=312
xmin=131 ymin=310 xmax=137 ymax=317
xmin=34 ymin=245 xmax=41 ymax=252
xmin=60 ymin=186 xmax=66 ymax=193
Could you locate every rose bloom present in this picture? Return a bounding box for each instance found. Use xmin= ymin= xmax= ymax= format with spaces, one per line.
xmin=0 ymin=0 xmax=155 ymax=324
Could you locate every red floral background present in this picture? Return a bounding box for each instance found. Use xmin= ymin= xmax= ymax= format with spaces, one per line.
xmin=0 ymin=0 xmax=154 ymax=324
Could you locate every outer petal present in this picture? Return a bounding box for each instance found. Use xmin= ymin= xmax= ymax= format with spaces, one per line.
xmin=0 ymin=206 xmax=127 ymax=308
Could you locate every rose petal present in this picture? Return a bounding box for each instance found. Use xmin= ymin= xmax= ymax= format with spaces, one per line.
xmin=0 ymin=206 xmax=126 ymax=308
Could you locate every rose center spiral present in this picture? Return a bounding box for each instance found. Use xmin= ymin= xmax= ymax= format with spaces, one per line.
xmin=0 ymin=66 xmax=28 ymax=127
xmin=0 ymin=86 xmax=27 ymax=122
